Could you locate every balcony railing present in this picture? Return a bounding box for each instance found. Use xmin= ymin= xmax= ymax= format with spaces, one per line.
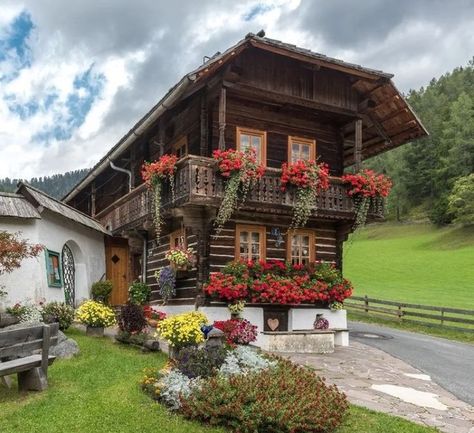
xmin=97 ymin=155 xmax=383 ymax=233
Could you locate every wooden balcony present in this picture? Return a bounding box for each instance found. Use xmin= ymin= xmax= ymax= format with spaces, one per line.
xmin=96 ymin=155 xmax=384 ymax=233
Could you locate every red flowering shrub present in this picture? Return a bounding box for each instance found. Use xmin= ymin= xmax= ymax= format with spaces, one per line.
xmin=280 ymin=160 xmax=330 ymax=228
xmin=203 ymin=260 xmax=353 ymax=305
xmin=143 ymin=305 xmax=167 ymax=321
xmin=341 ymin=169 xmax=392 ymax=198
xmin=0 ymin=231 xmax=43 ymax=276
xmin=213 ymin=318 xmax=258 ymax=345
xmin=180 ymin=357 xmax=348 ymax=433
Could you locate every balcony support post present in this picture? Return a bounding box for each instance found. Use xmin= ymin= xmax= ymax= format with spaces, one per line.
xmin=200 ymin=91 xmax=209 ymax=156
xmin=218 ymin=87 xmax=226 ymax=150
xmin=354 ymin=118 xmax=363 ymax=172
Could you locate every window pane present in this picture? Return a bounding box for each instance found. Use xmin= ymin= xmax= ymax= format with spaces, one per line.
xmin=251 ymin=232 xmax=260 ymax=243
xmin=240 ymin=134 xmax=250 ymax=150
xmin=301 ymin=144 xmax=310 ymax=160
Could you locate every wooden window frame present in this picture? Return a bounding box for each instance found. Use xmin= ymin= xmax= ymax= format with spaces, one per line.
xmin=286 ymin=229 xmax=316 ymax=264
xmin=287 ymin=136 xmax=316 ymax=163
xmin=235 ymin=224 xmax=266 ymax=261
xmin=171 ymin=136 xmax=188 ymax=159
xmin=45 ymin=249 xmax=63 ymax=288
xmin=236 ymin=127 xmax=267 ymax=167
xmin=169 ymin=228 xmax=186 ymax=249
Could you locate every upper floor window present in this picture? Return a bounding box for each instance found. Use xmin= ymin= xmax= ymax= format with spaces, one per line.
xmin=287 ymin=229 xmax=315 ymax=265
xmin=236 ymin=127 xmax=267 ymax=166
xmin=170 ymin=228 xmax=186 ymax=249
xmin=288 ymin=136 xmax=316 ymax=163
xmin=235 ymin=224 xmax=266 ymax=261
xmin=172 ymin=136 xmax=188 ymax=159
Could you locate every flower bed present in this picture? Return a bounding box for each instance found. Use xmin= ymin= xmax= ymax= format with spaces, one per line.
xmin=141 ymin=345 xmax=348 ymax=433
xmin=204 ymin=259 xmax=353 ymax=305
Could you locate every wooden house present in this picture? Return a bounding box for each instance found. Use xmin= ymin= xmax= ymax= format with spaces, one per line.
xmin=64 ymin=33 xmax=427 ymax=324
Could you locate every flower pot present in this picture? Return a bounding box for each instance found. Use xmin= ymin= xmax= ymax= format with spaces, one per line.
xmin=170 ymin=262 xmax=187 ymax=272
xmin=147 ymin=318 xmax=158 ymax=328
xmin=230 ymin=312 xmax=241 ymax=320
xmin=86 ymin=325 xmax=105 ymax=337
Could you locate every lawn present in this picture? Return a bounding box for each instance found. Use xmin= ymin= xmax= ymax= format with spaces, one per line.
xmin=0 ymin=329 xmax=438 ymax=433
xmin=344 ymin=223 xmax=474 ymax=309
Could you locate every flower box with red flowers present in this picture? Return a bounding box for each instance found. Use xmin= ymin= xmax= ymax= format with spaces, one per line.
xmin=341 ymin=169 xmax=392 ymax=198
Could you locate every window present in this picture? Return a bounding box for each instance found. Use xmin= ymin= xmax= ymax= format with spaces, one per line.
xmin=45 ymin=249 xmax=62 ymax=287
xmin=288 ymin=136 xmax=316 ymax=163
xmin=287 ymin=230 xmax=315 ymax=265
xmin=172 ymin=136 xmax=188 ymax=159
xmin=170 ymin=228 xmax=186 ymax=249
xmin=235 ymin=224 xmax=266 ymax=261
xmin=236 ymin=127 xmax=267 ymax=166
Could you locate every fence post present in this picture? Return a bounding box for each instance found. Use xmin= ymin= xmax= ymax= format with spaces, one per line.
xmin=441 ymin=308 xmax=444 ymax=326
xmin=398 ymin=304 xmax=402 ymax=322
xmin=364 ymin=295 xmax=369 ymax=314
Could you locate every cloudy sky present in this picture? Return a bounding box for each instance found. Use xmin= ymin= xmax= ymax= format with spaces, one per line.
xmin=1 ymin=0 xmax=473 ymax=179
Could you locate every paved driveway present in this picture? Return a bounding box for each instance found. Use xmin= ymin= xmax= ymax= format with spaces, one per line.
xmin=349 ymin=321 xmax=474 ymax=406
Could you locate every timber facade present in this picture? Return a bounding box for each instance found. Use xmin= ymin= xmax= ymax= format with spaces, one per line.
xmin=64 ymin=33 xmax=427 ymax=306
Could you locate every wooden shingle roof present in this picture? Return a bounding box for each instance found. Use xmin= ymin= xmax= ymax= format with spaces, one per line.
xmin=0 ymin=192 xmax=41 ymax=219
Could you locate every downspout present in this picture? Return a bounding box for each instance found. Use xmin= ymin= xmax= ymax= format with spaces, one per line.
xmin=108 ymin=159 xmax=132 ymax=192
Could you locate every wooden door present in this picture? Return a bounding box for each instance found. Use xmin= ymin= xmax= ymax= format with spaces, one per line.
xmin=105 ymin=237 xmax=130 ymax=305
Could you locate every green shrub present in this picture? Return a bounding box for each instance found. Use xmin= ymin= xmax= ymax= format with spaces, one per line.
xmin=180 ymin=358 xmax=348 ymax=433
xmin=91 ymin=280 xmax=113 ymax=303
xmin=128 ymin=281 xmax=151 ymax=305
xmin=175 ymin=346 xmax=228 ymax=379
xmin=117 ymin=304 xmax=147 ymax=334
xmin=41 ymin=302 xmax=74 ymax=330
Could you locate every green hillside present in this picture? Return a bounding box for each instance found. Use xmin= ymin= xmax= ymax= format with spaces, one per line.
xmin=344 ymin=223 xmax=474 ymax=309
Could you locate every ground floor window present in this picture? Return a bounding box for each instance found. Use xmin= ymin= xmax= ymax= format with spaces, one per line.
xmin=170 ymin=228 xmax=186 ymax=249
xmin=235 ymin=224 xmax=266 ymax=261
xmin=287 ymin=229 xmax=315 ymax=265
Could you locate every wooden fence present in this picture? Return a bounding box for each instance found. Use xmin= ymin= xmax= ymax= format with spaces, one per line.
xmin=345 ymin=296 xmax=474 ymax=333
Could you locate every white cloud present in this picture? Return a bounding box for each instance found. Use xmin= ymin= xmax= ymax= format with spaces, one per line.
xmin=0 ymin=0 xmax=473 ymax=179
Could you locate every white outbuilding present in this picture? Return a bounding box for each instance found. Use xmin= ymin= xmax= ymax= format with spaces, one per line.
xmin=0 ymin=183 xmax=108 ymax=308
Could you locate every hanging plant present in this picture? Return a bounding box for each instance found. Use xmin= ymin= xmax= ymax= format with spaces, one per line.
xmin=213 ymin=147 xmax=265 ymax=233
xmin=280 ymin=160 xmax=330 ymax=229
xmin=165 ymin=247 xmax=196 ymax=271
xmin=155 ymin=266 xmax=177 ymax=304
xmin=342 ymin=169 xmax=392 ymax=230
xmin=141 ymin=154 xmax=178 ymax=241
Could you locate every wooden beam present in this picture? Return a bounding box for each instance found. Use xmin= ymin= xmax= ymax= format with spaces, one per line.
xmin=91 ymin=181 xmax=96 ymax=217
xmin=362 ymin=114 xmax=392 ymax=146
xmin=358 ymin=98 xmax=376 ymax=113
xmin=158 ymin=119 xmax=165 ymax=157
xmin=218 ymin=87 xmax=226 ymax=150
xmin=354 ymin=119 xmax=363 ymax=171
xmin=225 ymin=82 xmax=359 ymax=118
xmin=200 ymin=91 xmax=208 ymax=156
xmin=249 ymin=39 xmax=384 ymax=81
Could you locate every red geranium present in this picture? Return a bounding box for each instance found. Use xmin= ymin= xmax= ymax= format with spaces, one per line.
xmin=141 ymin=154 xmax=178 ymax=188
xmin=213 ymin=318 xmax=257 ymax=346
xmin=342 ymin=169 xmax=392 ymax=198
xmin=280 ymin=160 xmax=330 ymax=192
xmin=213 ymin=148 xmax=265 ymax=180
xmin=204 ymin=273 xmax=248 ymax=302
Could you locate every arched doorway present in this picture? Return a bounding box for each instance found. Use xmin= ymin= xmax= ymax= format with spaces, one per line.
xmin=61 ymin=244 xmax=75 ymax=307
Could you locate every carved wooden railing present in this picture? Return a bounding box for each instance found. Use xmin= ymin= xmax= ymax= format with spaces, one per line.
xmin=97 ymin=155 xmax=384 ymax=233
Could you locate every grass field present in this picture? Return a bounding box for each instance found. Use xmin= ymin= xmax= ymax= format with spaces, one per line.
xmin=0 ymin=329 xmax=438 ymax=433
xmin=344 ymin=223 xmax=474 ymax=310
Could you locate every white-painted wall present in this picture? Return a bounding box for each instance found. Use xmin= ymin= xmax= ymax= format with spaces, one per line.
xmin=0 ymin=210 xmax=105 ymax=308
xmin=154 ymin=305 xmax=349 ymax=348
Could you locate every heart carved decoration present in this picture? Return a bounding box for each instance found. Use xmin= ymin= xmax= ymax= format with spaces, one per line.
xmin=267 ymin=318 xmax=280 ymax=331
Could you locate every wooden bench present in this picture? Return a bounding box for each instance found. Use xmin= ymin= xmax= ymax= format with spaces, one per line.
xmin=0 ymin=323 xmax=59 ymax=391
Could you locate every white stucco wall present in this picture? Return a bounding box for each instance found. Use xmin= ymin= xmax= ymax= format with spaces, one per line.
xmin=0 ymin=210 xmax=105 ymax=308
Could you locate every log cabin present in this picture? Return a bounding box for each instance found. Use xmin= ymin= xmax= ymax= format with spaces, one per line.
xmin=64 ymin=32 xmax=427 ymax=339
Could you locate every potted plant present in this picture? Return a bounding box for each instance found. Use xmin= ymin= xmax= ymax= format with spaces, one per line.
xmin=143 ymin=306 xmax=167 ymax=328
xmin=155 ymin=266 xmax=176 ymax=303
xmin=280 ymin=160 xmax=330 ymax=229
xmin=141 ymin=154 xmax=178 ymax=241
xmin=165 ymin=247 xmax=195 ymax=271
xmin=227 ymin=300 xmax=246 ymax=319
xmin=213 ymin=147 xmax=265 ymax=233
xmin=341 ymin=169 xmax=392 ymax=229
xmin=75 ymin=300 xmax=116 ymax=337
xmin=91 ymin=280 xmax=113 ymax=304
xmin=156 ymin=311 xmax=208 ymax=358
xmin=128 ymin=281 xmax=151 ymax=305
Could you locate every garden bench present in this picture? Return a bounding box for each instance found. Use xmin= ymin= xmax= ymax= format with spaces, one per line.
xmin=0 ymin=323 xmax=59 ymax=391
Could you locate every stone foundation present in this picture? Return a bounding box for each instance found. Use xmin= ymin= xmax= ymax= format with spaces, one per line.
xmin=264 ymin=330 xmax=335 ymax=353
